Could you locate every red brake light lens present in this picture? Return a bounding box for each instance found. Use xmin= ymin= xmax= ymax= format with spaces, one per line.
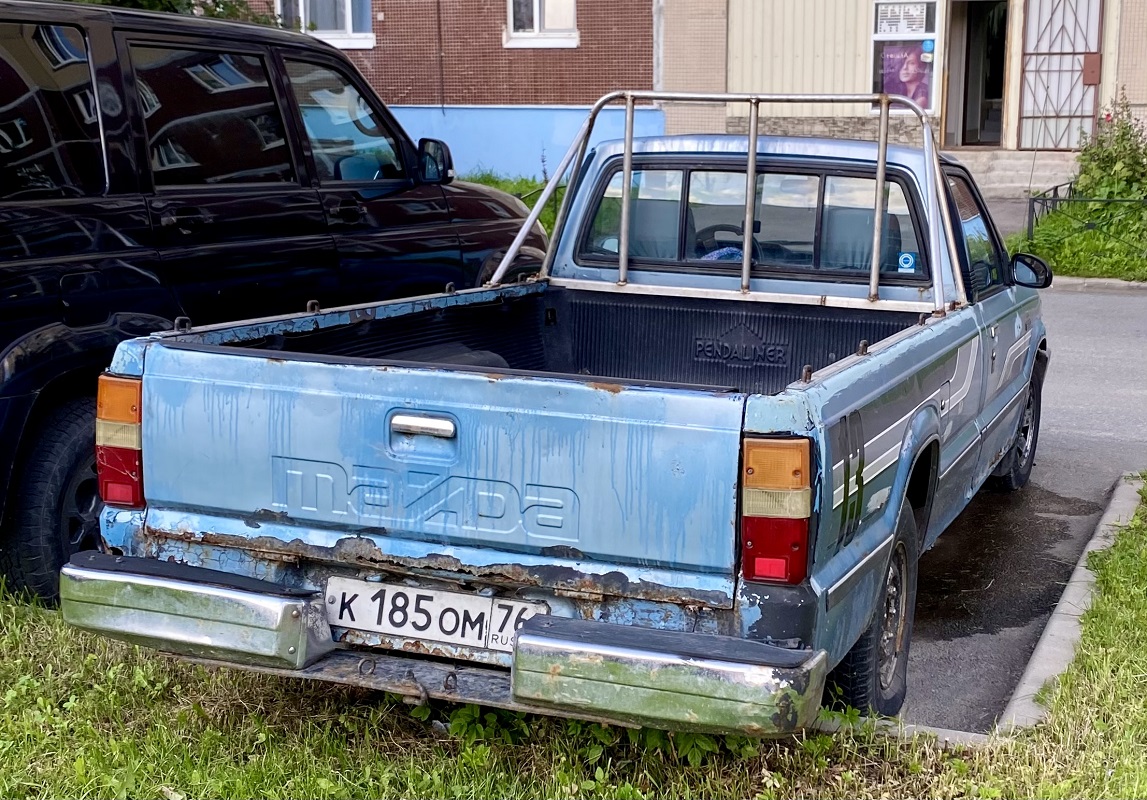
xmin=741 ymin=438 xmax=812 ymax=585
xmin=96 ymin=375 xmax=144 ymax=509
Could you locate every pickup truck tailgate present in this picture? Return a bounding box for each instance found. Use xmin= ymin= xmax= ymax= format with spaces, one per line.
xmin=139 ymin=344 xmax=748 ymax=602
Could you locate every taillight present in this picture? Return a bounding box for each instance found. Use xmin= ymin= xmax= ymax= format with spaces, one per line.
xmin=740 ymin=438 xmax=812 ymax=584
xmin=96 ymin=375 xmax=143 ymax=509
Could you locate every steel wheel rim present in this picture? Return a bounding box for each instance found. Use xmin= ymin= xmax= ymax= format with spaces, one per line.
xmin=878 ymin=544 xmax=908 ymax=691
xmin=1016 ymin=391 xmax=1036 ymax=463
xmin=61 ymin=454 xmax=101 ymax=553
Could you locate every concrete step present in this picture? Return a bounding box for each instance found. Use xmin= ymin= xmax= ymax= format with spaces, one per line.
xmin=942 ymin=149 xmax=1078 ymax=198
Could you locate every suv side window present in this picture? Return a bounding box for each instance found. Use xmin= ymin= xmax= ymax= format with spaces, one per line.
xmin=283 ymin=59 xmax=405 ymax=183
xmin=129 ymin=45 xmax=294 ymax=186
xmin=947 ymin=173 xmax=1007 ymax=297
xmin=0 ymin=23 xmax=104 ymax=200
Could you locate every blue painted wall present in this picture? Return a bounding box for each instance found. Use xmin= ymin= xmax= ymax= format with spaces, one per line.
xmin=390 ymin=105 xmax=665 ymax=180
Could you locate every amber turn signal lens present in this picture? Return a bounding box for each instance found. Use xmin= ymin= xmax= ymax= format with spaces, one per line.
xmin=97 ymin=375 xmax=142 ymax=424
xmin=742 ymin=438 xmax=810 ymax=491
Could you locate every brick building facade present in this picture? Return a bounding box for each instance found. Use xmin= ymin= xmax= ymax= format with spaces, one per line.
xmin=255 ymin=0 xmax=653 ymax=105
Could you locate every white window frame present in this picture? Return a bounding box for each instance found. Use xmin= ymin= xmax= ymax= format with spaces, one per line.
xmin=276 ymin=0 xmax=376 ymax=50
xmin=35 ymin=25 xmax=86 ymax=68
xmin=869 ymin=1 xmax=939 ymax=114
xmin=138 ymin=79 xmax=161 ymax=118
xmin=503 ymin=0 xmax=579 ymax=49
xmin=151 ymin=138 xmax=198 ymax=172
xmin=185 ymin=55 xmax=260 ymax=93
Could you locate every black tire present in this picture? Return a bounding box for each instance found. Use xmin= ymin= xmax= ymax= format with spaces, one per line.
xmin=988 ymin=356 xmax=1046 ymax=492
xmin=827 ymin=498 xmax=919 ymax=717
xmin=2 ymin=399 xmax=102 ymax=601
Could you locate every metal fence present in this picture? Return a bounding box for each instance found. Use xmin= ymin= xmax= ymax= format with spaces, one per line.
xmin=1026 ymin=182 xmax=1147 ymax=258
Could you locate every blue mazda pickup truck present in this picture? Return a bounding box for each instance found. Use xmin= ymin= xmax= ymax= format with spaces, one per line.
xmin=62 ymin=92 xmax=1052 ymax=735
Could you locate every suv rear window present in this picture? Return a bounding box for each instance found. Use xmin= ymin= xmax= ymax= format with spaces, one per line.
xmin=130 ymin=45 xmax=294 ymax=186
xmin=580 ymin=165 xmax=925 ymax=279
xmin=0 ymin=23 xmax=104 ymax=200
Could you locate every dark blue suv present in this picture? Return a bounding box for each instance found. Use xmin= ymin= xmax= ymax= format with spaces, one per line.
xmin=0 ymin=1 xmax=547 ymax=598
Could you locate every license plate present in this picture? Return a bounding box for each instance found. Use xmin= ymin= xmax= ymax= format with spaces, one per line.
xmin=325 ymin=577 xmax=546 ymax=653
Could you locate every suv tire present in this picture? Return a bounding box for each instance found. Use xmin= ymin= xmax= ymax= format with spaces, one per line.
xmin=3 ymin=399 xmax=101 ymax=600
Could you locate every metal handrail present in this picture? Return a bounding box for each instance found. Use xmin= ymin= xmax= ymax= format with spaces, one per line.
xmin=488 ymin=90 xmax=965 ymax=315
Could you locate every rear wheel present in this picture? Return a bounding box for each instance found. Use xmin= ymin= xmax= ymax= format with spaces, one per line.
xmin=989 ymin=356 xmax=1046 ymax=492
xmin=827 ymin=497 xmax=919 ymax=716
xmin=2 ymin=399 xmax=101 ymax=600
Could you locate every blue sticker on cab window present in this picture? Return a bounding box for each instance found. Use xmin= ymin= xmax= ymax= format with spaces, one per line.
xmin=898 ymin=252 xmax=917 ymax=273
xmin=922 ymin=39 xmax=935 ymax=53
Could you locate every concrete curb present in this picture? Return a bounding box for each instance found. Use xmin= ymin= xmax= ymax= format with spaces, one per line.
xmin=993 ymin=473 xmax=1144 ymax=733
xmin=1046 ymin=276 xmax=1147 ymax=294
xmin=815 ymin=716 xmax=994 ymax=751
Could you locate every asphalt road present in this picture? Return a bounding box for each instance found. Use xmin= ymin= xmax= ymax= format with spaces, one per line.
xmin=903 ymin=285 xmax=1147 ymax=732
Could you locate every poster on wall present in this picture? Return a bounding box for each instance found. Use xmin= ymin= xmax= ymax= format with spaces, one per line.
xmin=873 ymin=41 xmax=934 ymax=108
xmin=876 ymin=2 xmax=928 ymax=35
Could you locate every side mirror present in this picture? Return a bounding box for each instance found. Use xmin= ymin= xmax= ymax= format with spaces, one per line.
xmin=418 ymin=138 xmax=454 ymax=185
xmin=1010 ymin=252 xmax=1053 ymax=289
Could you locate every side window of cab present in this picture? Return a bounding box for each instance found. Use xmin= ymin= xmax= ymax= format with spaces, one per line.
xmin=946 ymin=173 xmax=1008 ymax=300
xmin=282 ymin=58 xmax=407 ymax=183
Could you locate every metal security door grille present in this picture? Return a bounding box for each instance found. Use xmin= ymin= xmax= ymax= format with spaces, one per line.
xmin=1020 ymin=0 xmax=1103 ymax=149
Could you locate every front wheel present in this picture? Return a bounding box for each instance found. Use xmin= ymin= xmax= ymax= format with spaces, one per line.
xmin=827 ymin=498 xmax=919 ymax=716
xmin=2 ymin=399 xmax=102 ymax=600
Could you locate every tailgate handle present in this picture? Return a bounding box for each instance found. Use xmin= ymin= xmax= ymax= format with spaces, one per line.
xmin=391 ymin=414 xmax=456 ymax=438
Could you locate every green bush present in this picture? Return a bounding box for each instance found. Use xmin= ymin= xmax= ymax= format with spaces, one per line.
xmin=1014 ymin=91 xmax=1147 ymax=281
xmin=1075 ymin=91 xmax=1147 ymax=200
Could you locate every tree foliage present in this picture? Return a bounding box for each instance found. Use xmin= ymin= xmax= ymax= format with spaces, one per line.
xmin=67 ymin=0 xmax=276 ymax=25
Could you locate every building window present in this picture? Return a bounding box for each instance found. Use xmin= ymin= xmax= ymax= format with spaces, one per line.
xmin=504 ymin=0 xmax=579 ymax=49
xmin=278 ymin=0 xmax=375 ymax=50
xmin=151 ymin=138 xmax=198 ymax=172
xmin=871 ymin=1 xmax=937 ymax=112
xmin=185 ymin=54 xmax=260 ymax=92
xmin=138 ymin=79 xmax=161 ymax=118
xmin=34 ymin=25 xmax=86 ymax=68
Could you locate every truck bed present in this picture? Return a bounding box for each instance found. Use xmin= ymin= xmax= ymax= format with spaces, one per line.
xmin=229 ymin=286 xmax=919 ymax=396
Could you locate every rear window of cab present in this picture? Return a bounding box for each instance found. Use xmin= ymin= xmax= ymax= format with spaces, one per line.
xmin=578 ymin=165 xmax=927 ymax=281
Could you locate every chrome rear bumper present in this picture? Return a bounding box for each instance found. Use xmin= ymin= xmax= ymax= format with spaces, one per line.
xmin=512 ymin=615 xmax=827 ymax=734
xmin=60 ymin=552 xmax=334 ymax=669
xmin=60 ymin=553 xmax=826 ymax=735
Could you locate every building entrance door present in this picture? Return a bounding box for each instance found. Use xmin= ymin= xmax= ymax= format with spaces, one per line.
xmin=944 ymin=0 xmax=1009 ymax=147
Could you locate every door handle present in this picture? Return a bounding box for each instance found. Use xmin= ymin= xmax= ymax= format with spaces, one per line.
xmin=159 ymin=206 xmax=213 ymax=229
xmin=391 ymin=414 xmax=456 ymax=438
xmin=327 ymin=198 xmax=366 ymax=223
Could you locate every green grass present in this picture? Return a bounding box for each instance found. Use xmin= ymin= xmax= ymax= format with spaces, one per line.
xmin=460 ymin=171 xmax=565 ymax=237
xmin=1007 ymin=204 xmax=1147 ymax=282
xmin=2 ymin=481 xmax=1146 ymax=798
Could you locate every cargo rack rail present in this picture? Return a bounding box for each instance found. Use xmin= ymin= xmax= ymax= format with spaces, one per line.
xmin=488 ymin=91 xmax=967 ymax=315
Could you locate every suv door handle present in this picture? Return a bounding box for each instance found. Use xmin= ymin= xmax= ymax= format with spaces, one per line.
xmin=159 ymin=206 xmax=214 ymax=229
xmin=327 ymin=198 xmax=366 ymax=223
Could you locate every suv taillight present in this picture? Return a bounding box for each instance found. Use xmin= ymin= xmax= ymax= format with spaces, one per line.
xmin=740 ymin=438 xmax=812 ymax=584
xmin=96 ymin=375 xmax=144 ymax=509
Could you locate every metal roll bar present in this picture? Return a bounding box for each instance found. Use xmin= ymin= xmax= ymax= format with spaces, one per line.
xmin=488 ymin=91 xmax=967 ymax=314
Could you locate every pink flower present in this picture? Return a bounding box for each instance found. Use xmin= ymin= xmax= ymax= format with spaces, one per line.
xmin=1105 ymin=113 xmax=1113 ymax=122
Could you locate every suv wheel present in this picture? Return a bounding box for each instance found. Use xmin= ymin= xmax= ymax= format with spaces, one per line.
xmin=3 ymin=399 xmax=101 ymax=600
